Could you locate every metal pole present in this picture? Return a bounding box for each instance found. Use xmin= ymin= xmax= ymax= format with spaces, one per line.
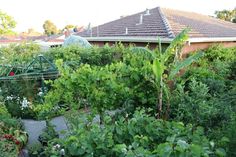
xmin=39 ymin=55 xmax=45 ymax=95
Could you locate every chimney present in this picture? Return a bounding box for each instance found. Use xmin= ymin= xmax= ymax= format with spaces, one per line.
xmin=144 ymin=8 xmax=150 ymax=16
xmin=125 ymin=27 xmax=128 ymax=35
xmin=136 ymin=14 xmax=143 ymax=25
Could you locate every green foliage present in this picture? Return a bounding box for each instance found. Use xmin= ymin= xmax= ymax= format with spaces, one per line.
xmin=0 ymin=102 xmax=10 ymax=116
xmin=215 ymin=8 xmax=236 ymax=23
xmin=43 ymin=44 xmax=155 ymax=118
xmin=64 ymin=24 xmax=76 ymax=30
xmin=1 ymin=80 xmax=38 ymax=119
xmin=171 ymin=79 xmax=233 ymax=131
xmin=0 ymin=43 xmax=42 ymax=118
xmin=46 ymin=44 xmax=123 ymax=66
xmin=0 ymin=103 xmax=22 ymax=131
xmin=42 ymin=109 xmax=223 ymax=157
xmin=149 ymin=29 xmax=203 ymax=118
xmin=38 ymin=121 xmax=59 ymax=146
xmin=0 ymin=10 xmax=16 ymax=35
xmin=0 ymin=42 xmax=40 ymax=65
xmin=27 ymin=143 xmax=44 ymax=157
xmin=0 ymin=139 xmax=18 ymax=157
xmin=0 ymin=33 xmax=235 ymax=156
xmin=43 ymin=20 xmax=58 ymax=36
xmin=0 ymin=103 xmax=27 ymax=157
xmin=172 ymin=44 xmax=236 ymax=156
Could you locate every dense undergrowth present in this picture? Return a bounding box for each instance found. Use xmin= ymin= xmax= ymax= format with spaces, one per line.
xmin=0 ymin=34 xmax=235 ymax=156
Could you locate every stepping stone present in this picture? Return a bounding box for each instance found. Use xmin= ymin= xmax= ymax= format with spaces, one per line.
xmin=22 ymin=116 xmax=69 ymax=146
xmin=50 ymin=116 xmax=68 ymax=138
xmin=22 ymin=119 xmax=46 ymax=146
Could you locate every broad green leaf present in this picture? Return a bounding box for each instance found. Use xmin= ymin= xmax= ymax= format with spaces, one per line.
xmin=216 ymin=148 xmax=226 ymax=157
xmin=169 ymin=51 xmax=204 ymax=79
xmin=152 ymin=59 xmax=164 ymax=83
xmin=177 ymin=140 xmax=189 ymax=150
xmin=163 ymin=29 xmax=190 ymax=62
xmin=154 ymin=143 xmax=173 ymax=157
xmin=190 ymin=144 xmax=202 ymax=157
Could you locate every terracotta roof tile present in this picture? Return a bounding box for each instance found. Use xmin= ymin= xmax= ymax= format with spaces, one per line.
xmin=77 ymin=7 xmax=170 ymax=38
xmin=77 ymin=7 xmax=236 ymax=39
xmin=161 ymin=8 xmax=236 ymax=38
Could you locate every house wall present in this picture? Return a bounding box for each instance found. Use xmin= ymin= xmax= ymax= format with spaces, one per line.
xmin=182 ymin=41 xmax=236 ymax=55
xmin=88 ymin=40 xmax=236 ymax=53
xmin=88 ymin=41 xmax=168 ymax=49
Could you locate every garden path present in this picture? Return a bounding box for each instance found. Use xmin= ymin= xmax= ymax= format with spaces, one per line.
xmin=22 ymin=116 xmax=68 ymax=146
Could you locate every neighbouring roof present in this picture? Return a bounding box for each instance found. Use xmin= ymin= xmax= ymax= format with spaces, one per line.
xmin=76 ymin=7 xmax=236 ymax=42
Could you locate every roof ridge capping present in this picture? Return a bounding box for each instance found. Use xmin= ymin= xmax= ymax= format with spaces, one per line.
xmin=158 ymin=7 xmax=175 ymax=38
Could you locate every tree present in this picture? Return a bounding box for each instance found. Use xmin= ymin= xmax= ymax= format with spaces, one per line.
xmin=0 ymin=10 xmax=16 ymax=35
xmin=215 ymin=8 xmax=236 ymax=23
xmin=64 ymin=24 xmax=75 ymax=30
xmin=43 ymin=20 xmax=58 ymax=36
xmin=62 ymin=25 xmax=80 ymax=33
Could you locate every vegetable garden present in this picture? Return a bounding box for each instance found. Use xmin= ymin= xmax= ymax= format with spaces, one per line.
xmin=0 ymin=30 xmax=235 ymax=157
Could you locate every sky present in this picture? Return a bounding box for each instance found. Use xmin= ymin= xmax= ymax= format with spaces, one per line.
xmin=0 ymin=0 xmax=235 ymax=33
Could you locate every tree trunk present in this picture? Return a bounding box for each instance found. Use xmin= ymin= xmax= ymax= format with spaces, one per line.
xmin=157 ymin=77 xmax=163 ymax=119
xmin=158 ymin=87 xmax=163 ymax=119
xmin=164 ymin=99 xmax=170 ymax=120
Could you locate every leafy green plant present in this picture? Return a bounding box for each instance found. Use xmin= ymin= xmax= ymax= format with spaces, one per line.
xmin=0 ymin=137 xmax=18 ymax=157
xmin=149 ymin=29 xmax=204 ymax=118
xmin=41 ymin=109 xmax=224 ymax=157
xmin=0 ymin=102 xmax=10 ymax=116
xmin=38 ymin=120 xmax=59 ymax=146
xmin=27 ymin=143 xmax=43 ymax=157
xmin=0 ymin=106 xmax=27 ymax=157
xmin=42 ymin=45 xmax=156 ymax=120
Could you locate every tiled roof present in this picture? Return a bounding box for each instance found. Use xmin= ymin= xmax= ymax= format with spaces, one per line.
xmin=77 ymin=7 xmax=171 ymax=38
xmin=162 ymin=8 xmax=236 ymax=38
xmin=77 ymin=7 xmax=236 ymax=39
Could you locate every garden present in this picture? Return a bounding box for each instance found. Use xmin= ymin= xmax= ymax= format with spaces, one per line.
xmin=0 ymin=30 xmax=235 ymax=157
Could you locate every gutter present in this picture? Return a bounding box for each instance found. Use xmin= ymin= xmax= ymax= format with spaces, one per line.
xmin=84 ymin=37 xmax=173 ymax=43
xmin=84 ymin=36 xmax=236 ymax=44
xmin=188 ymin=37 xmax=236 ymax=44
xmin=40 ymin=36 xmax=236 ymax=47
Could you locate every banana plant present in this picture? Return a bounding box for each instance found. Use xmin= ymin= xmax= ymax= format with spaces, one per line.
xmin=150 ymin=29 xmax=204 ymax=119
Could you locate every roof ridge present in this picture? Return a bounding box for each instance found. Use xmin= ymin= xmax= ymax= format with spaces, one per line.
xmin=158 ymin=7 xmax=175 ymax=38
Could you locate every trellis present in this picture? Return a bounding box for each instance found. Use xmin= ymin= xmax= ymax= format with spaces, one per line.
xmin=0 ymin=54 xmax=59 ymax=94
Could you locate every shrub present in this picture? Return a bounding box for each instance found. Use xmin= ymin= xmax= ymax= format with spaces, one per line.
xmin=0 ymin=102 xmax=10 ymax=116
xmin=0 ymin=107 xmax=27 ymax=157
xmin=170 ymin=79 xmax=233 ymax=131
xmin=41 ymin=109 xmax=224 ymax=157
xmin=42 ymin=45 xmax=155 ymax=118
xmin=0 ymin=42 xmax=40 ymax=65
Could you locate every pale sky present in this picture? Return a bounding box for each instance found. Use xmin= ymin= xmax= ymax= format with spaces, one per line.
xmin=1 ymin=0 xmax=235 ymax=33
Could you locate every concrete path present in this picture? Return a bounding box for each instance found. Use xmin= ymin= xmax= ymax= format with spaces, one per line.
xmin=22 ymin=119 xmax=46 ymax=145
xmin=50 ymin=116 xmax=68 ymax=138
xmin=22 ymin=116 xmax=68 ymax=146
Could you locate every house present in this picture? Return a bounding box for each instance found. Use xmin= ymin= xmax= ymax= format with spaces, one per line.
xmin=76 ymin=7 xmax=236 ymax=54
xmin=0 ymin=35 xmax=47 ymax=48
xmin=44 ymin=26 xmax=85 ymax=47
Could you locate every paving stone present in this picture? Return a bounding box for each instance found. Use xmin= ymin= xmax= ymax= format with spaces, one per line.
xmin=50 ymin=116 xmax=68 ymax=138
xmin=22 ymin=116 xmax=68 ymax=147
